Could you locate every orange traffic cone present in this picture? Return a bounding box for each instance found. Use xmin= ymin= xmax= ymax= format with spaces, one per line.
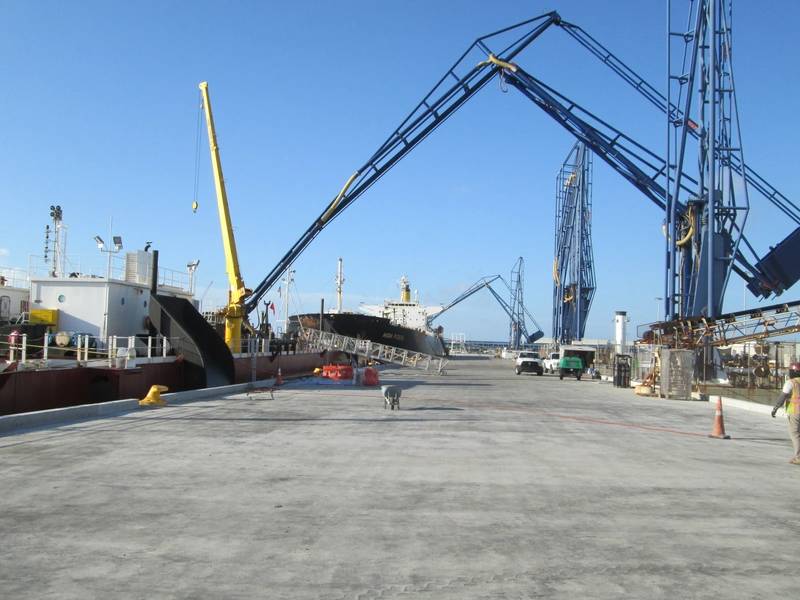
xmin=709 ymin=396 xmax=730 ymax=439
xmin=275 ymin=368 xmax=284 ymax=386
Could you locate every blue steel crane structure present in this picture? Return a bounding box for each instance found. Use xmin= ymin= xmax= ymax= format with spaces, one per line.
xmin=552 ymin=142 xmax=595 ymax=344
xmin=665 ymin=0 xmax=749 ymax=320
xmin=243 ymin=9 xmax=800 ymax=328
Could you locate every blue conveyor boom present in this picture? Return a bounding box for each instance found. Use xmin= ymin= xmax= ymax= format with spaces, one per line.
xmin=244 ymin=12 xmax=562 ymax=314
xmin=429 ymin=275 xmax=502 ymax=325
xmin=244 ymin=11 xmax=799 ymax=319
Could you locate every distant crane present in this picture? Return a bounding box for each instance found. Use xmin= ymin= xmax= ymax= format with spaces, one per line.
xmin=509 ymin=257 xmax=527 ymax=349
xmin=429 ymin=266 xmax=543 ymax=346
xmin=508 ymin=258 xmax=523 ymax=349
xmin=198 ymin=81 xmax=251 ymax=352
xmin=491 ymin=273 xmax=544 ymax=348
xmin=552 ymin=142 xmax=595 ymax=343
xmin=430 ymin=276 xmax=501 ymax=324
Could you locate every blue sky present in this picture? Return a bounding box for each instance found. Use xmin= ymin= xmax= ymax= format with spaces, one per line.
xmin=1 ymin=0 xmax=798 ymax=341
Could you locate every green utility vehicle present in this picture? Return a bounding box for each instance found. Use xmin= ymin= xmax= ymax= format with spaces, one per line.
xmin=558 ymin=355 xmax=585 ymax=380
xmin=552 ymin=344 xmax=595 ymax=380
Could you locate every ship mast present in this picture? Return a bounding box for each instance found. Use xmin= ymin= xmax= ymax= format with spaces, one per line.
xmin=336 ymin=257 xmax=344 ymax=313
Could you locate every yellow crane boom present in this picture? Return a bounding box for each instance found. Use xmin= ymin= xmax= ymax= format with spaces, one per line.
xmin=198 ymin=81 xmax=250 ymax=352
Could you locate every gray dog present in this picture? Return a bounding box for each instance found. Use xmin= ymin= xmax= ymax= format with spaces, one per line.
xmin=381 ymin=385 xmax=401 ymax=410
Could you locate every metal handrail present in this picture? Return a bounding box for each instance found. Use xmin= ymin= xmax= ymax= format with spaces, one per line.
xmin=297 ymin=327 xmax=447 ymax=374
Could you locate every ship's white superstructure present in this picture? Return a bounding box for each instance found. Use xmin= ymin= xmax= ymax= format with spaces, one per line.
xmin=3 ymin=220 xmax=198 ymax=349
xmin=360 ymin=275 xmax=443 ymax=332
xmin=29 ymin=250 xmax=195 ymax=340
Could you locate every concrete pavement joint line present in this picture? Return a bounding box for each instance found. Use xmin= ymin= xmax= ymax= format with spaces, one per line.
xmin=261 ymin=391 xmax=381 ymax=399
xmin=465 ymin=402 xmax=710 ymax=438
xmin=543 ymin=412 xmax=709 ymax=438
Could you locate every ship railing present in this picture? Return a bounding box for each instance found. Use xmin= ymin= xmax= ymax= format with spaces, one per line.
xmin=231 ymin=335 xmax=295 ymax=357
xmin=24 ymin=254 xmax=193 ymax=293
xmin=0 ymin=333 xmax=187 ymax=370
xmin=297 ymin=326 xmax=447 ymax=374
xmin=0 ymin=265 xmax=32 ymax=288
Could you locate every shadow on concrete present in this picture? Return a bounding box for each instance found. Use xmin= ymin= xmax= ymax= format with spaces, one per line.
xmin=0 ymin=412 xmax=480 ymax=448
xmin=385 ymin=380 xmax=493 ymax=388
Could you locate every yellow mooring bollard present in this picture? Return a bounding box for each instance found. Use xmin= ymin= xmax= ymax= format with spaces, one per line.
xmin=139 ymin=384 xmax=169 ymax=407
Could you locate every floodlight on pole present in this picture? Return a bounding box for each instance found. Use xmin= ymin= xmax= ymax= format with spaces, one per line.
xmin=187 ymin=260 xmax=200 ymax=294
xmin=95 ymin=234 xmax=122 ymax=279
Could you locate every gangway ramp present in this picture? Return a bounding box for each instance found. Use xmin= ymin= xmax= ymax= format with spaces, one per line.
xmin=299 ymin=327 xmax=447 ymax=374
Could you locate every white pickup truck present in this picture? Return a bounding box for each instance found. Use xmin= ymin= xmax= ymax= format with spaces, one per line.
xmin=543 ymin=352 xmax=561 ymax=374
xmin=515 ymin=351 xmax=544 ymax=376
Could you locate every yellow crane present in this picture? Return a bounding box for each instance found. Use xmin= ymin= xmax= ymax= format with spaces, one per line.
xmin=198 ymin=81 xmax=251 ymax=352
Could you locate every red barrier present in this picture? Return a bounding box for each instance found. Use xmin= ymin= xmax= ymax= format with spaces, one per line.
xmin=322 ymin=364 xmax=353 ymax=380
xmin=362 ymin=367 xmax=380 ymax=387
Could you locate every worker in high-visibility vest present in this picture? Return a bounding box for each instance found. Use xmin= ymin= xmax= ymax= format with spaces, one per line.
xmin=771 ymin=362 xmax=800 ymax=465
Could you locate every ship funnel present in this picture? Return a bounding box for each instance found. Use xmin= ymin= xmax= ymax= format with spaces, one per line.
xmin=400 ymin=275 xmax=411 ymax=303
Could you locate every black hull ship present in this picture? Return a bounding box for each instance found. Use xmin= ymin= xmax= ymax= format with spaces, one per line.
xmin=288 ymin=312 xmax=447 ymax=357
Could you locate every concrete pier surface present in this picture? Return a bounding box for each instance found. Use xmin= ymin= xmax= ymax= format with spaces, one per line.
xmin=1 ymin=356 xmax=797 ymax=599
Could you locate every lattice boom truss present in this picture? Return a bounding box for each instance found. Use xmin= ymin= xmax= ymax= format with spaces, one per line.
xmin=299 ymin=327 xmax=448 ymax=374
xmin=642 ymin=300 xmax=800 ymax=348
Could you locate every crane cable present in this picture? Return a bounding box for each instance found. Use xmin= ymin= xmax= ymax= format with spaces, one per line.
xmin=192 ymin=93 xmax=203 ymax=213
